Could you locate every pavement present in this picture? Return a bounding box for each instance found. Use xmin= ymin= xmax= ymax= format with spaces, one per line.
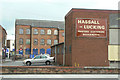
xmin=0 ymin=74 xmax=119 ymax=80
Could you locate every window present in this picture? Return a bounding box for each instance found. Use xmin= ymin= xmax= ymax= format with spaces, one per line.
xmin=65 ymin=46 xmax=67 ymax=53
xmin=34 ymin=39 xmax=38 ymax=45
xmin=19 ymin=29 xmax=23 ymax=34
xmin=34 ymin=55 xmax=40 ymax=59
xmin=54 ymin=30 xmax=58 ymax=35
xmin=62 ymin=45 xmax=64 ymax=54
xmin=26 ymin=29 xmax=30 ymax=34
xmin=57 ymin=47 xmax=59 ymax=54
xmin=19 ymin=38 xmax=23 ymax=44
xmin=41 ymin=55 xmax=47 ymax=58
xmin=47 ymin=39 xmax=51 ymax=45
xmin=26 ymin=39 xmax=30 ymax=44
xmin=69 ymin=45 xmax=71 ymax=53
xmin=47 ymin=29 xmax=51 ymax=35
xmin=54 ymin=40 xmax=58 ymax=45
xmin=34 ymin=29 xmax=38 ymax=34
xmin=62 ymin=32 xmax=64 ymax=37
xmin=40 ymin=39 xmax=45 ymax=45
xmin=40 ymin=29 xmax=45 ymax=34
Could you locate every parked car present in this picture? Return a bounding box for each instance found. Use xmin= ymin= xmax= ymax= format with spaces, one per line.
xmin=15 ymin=54 xmax=23 ymax=59
xmin=23 ymin=54 xmax=55 ymax=66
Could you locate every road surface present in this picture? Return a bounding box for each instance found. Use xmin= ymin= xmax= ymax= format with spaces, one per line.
xmin=0 ymin=74 xmax=119 ymax=80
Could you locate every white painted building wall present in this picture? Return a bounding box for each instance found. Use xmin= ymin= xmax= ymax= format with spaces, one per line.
xmin=10 ymin=40 xmax=15 ymax=51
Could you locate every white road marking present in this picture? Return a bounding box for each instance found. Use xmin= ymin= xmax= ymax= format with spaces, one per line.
xmin=1 ymin=74 xmax=119 ymax=78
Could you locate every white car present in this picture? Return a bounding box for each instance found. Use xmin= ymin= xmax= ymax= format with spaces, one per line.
xmin=23 ymin=55 xmax=55 ymax=66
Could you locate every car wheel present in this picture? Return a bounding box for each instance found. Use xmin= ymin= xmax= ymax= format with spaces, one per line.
xmin=26 ymin=61 xmax=31 ymax=66
xmin=46 ymin=61 xmax=51 ymax=65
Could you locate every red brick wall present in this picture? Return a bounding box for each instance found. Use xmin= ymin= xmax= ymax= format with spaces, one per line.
xmin=1 ymin=66 xmax=119 ymax=74
xmin=31 ymin=27 xmax=59 ymax=55
xmin=65 ymin=10 xmax=73 ymax=66
xmin=59 ymin=29 xmax=64 ymax=43
xmin=16 ymin=25 xmax=61 ymax=56
xmin=65 ymin=9 xmax=118 ymax=67
xmin=51 ymin=43 xmax=64 ymax=65
xmin=15 ymin=25 xmax=31 ymax=55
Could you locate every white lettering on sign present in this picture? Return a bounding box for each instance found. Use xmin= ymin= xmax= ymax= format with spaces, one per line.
xmin=84 ymin=25 xmax=105 ymax=30
xmin=78 ymin=20 xmax=100 ymax=24
xmin=76 ymin=18 xmax=107 ymax=38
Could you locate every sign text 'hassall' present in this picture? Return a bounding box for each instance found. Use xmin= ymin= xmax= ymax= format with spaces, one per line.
xmin=76 ymin=18 xmax=107 ymax=38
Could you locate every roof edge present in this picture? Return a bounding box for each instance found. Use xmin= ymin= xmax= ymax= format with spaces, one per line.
xmin=65 ymin=8 xmax=119 ymax=17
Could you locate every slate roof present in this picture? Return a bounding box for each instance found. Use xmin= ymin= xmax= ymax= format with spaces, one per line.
xmin=15 ymin=19 xmax=65 ymax=29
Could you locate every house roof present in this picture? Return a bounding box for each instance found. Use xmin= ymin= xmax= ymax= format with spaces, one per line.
xmin=51 ymin=42 xmax=64 ymax=47
xmin=15 ymin=19 xmax=65 ymax=29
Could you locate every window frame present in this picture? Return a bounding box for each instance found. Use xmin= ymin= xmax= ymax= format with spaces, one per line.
xmin=62 ymin=32 xmax=64 ymax=37
xmin=54 ymin=40 xmax=58 ymax=45
xmin=33 ymin=29 xmax=38 ymax=35
xmin=40 ymin=29 xmax=45 ymax=35
xmin=19 ymin=38 xmax=23 ymax=44
xmin=40 ymin=39 xmax=45 ymax=45
xmin=26 ymin=29 xmax=30 ymax=34
xmin=47 ymin=29 xmax=51 ymax=35
xmin=26 ymin=39 xmax=30 ymax=45
xmin=54 ymin=30 xmax=58 ymax=35
xmin=34 ymin=39 xmax=38 ymax=45
xmin=47 ymin=39 xmax=51 ymax=45
xmin=57 ymin=47 xmax=59 ymax=54
xmin=19 ymin=28 xmax=23 ymax=34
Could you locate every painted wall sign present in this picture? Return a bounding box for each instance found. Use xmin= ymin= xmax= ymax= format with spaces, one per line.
xmin=76 ymin=18 xmax=107 ymax=38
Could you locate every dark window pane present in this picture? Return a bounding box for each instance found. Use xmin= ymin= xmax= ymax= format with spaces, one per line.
xmin=40 ymin=39 xmax=45 ymax=45
xmin=19 ymin=38 xmax=23 ymax=44
xmin=34 ymin=39 xmax=38 ymax=45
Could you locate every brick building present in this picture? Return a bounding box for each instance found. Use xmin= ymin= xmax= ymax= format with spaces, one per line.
xmin=0 ymin=25 xmax=7 ymax=58
xmin=15 ymin=19 xmax=64 ymax=58
xmin=51 ymin=8 xmax=119 ymax=67
xmin=51 ymin=42 xmax=64 ymax=65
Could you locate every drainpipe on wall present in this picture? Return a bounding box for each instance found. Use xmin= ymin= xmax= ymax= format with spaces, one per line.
xmin=55 ymin=46 xmax=57 ymax=63
xmin=63 ymin=22 xmax=65 ymax=66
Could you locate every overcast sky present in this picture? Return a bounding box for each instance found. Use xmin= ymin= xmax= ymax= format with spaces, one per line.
xmin=0 ymin=0 xmax=119 ymax=40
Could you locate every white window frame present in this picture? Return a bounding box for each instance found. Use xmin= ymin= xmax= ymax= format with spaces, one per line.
xmin=47 ymin=29 xmax=51 ymax=35
xmin=40 ymin=29 xmax=45 ymax=35
xmin=54 ymin=30 xmax=58 ymax=35
xmin=40 ymin=39 xmax=45 ymax=45
xmin=19 ymin=38 xmax=23 ymax=44
xmin=19 ymin=29 xmax=23 ymax=34
xmin=26 ymin=29 xmax=30 ymax=34
xmin=47 ymin=39 xmax=51 ymax=45
xmin=54 ymin=40 xmax=58 ymax=45
xmin=34 ymin=29 xmax=38 ymax=34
